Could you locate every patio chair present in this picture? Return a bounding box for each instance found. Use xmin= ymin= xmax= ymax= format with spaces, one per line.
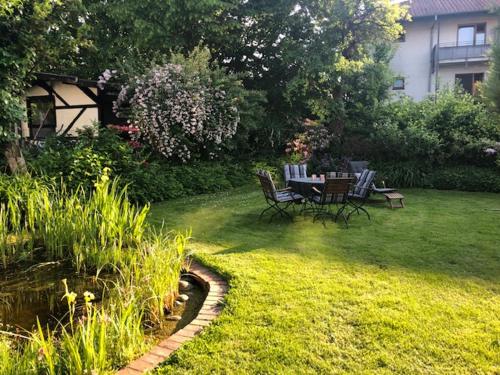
xmin=310 ymin=177 xmax=355 ymax=227
xmin=284 ymin=164 xmax=308 ymax=186
xmin=327 ymin=172 xmax=353 ymax=178
xmin=347 ymin=169 xmax=376 ymax=221
xmin=349 ymin=160 xmax=396 ymax=194
xmin=256 ymin=170 xmax=304 ymax=221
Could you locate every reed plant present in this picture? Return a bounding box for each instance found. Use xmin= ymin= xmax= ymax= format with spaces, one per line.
xmin=25 ymin=283 xmax=148 ymax=374
xmin=0 ymin=170 xmax=192 ymax=373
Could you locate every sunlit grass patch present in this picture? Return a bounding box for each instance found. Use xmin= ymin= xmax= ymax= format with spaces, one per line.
xmin=152 ymin=186 xmax=500 ymax=374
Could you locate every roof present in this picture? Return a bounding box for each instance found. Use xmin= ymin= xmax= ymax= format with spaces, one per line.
xmin=405 ymin=0 xmax=499 ymax=18
xmin=35 ymin=72 xmax=98 ymax=88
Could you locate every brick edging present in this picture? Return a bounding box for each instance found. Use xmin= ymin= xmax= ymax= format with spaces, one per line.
xmin=117 ymin=261 xmax=228 ymax=374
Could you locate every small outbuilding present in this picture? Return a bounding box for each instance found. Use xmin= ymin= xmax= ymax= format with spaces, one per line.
xmin=22 ymin=72 xmax=122 ymax=139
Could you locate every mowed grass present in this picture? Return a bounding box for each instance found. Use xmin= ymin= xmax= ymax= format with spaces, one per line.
xmin=150 ymin=186 xmax=500 ymax=374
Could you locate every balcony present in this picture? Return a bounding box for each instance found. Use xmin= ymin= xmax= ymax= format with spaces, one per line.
xmin=432 ymin=43 xmax=491 ymax=67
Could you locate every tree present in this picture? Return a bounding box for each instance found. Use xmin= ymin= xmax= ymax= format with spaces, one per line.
xmin=484 ymin=8 xmax=500 ymax=113
xmin=76 ymin=0 xmax=232 ymax=78
xmin=209 ymin=0 xmax=407 ymax=151
xmin=0 ymin=0 xmax=86 ymax=172
xmin=0 ymin=0 xmax=404 ymax=165
xmin=32 ymin=0 xmax=406 ymax=159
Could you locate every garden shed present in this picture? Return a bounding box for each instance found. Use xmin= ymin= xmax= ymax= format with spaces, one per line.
xmin=22 ymin=72 xmax=120 ymax=139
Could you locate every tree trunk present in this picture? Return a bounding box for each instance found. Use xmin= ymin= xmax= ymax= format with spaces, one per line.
xmin=4 ymin=141 xmax=28 ymax=174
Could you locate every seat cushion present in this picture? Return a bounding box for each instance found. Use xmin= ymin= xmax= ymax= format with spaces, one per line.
xmin=310 ymin=195 xmax=322 ymax=204
xmin=276 ymin=191 xmax=303 ymax=202
xmin=348 ymin=193 xmax=364 ymax=200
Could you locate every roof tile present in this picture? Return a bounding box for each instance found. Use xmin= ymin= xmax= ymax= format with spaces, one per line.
xmin=406 ymin=0 xmax=499 ymax=18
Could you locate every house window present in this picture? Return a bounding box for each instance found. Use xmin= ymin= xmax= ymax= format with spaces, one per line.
xmin=392 ymin=78 xmax=405 ymax=90
xmin=458 ymin=24 xmax=486 ymax=46
xmin=455 ymin=73 xmax=484 ymax=94
xmin=27 ymin=96 xmax=56 ymax=139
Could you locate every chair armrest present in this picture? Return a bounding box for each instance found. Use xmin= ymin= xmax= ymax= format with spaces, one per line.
xmin=312 ymin=186 xmax=322 ymax=195
xmin=277 ymin=187 xmax=292 ymax=193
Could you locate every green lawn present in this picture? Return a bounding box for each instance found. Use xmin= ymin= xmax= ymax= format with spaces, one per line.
xmin=150 ymin=186 xmax=500 ymax=374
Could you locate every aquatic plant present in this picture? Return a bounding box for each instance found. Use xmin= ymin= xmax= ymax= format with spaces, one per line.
xmin=0 ymin=171 xmax=192 ymax=373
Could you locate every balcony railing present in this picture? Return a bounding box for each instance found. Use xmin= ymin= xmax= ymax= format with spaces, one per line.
xmin=432 ymin=43 xmax=491 ymax=66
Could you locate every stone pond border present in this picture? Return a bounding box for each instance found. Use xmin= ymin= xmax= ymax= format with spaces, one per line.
xmin=117 ymin=261 xmax=228 ymax=374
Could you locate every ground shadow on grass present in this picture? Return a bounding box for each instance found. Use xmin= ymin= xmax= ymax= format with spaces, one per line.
xmin=150 ymin=186 xmax=500 ymax=283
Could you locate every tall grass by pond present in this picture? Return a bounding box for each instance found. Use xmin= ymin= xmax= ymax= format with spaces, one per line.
xmin=0 ymin=295 xmax=146 ymax=375
xmin=0 ymin=171 xmax=149 ymax=272
xmin=0 ymin=171 xmax=192 ymax=373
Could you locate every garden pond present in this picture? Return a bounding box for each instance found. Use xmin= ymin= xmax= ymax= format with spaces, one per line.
xmin=0 ymin=260 xmax=207 ymax=336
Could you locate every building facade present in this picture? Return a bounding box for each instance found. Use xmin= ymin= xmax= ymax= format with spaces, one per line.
xmin=22 ymin=73 xmax=121 ymax=140
xmin=390 ymin=0 xmax=499 ymax=101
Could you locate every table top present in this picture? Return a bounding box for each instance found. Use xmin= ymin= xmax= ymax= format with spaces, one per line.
xmin=289 ymin=176 xmax=355 ymax=184
xmin=288 ymin=177 xmax=325 ymax=184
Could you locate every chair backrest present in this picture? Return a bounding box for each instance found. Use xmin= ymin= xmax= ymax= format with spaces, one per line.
xmin=327 ymin=171 xmax=353 ymax=179
xmin=349 ymin=161 xmax=369 ymax=174
xmin=353 ymin=170 xmax=376 ymax=198
xmin=284 ymin=164 xmax=308 ymax=183
xmin=319 ymin=177 xmax=354 ymax=204
xmin=256 ymin=170 xmax=277 ymax=201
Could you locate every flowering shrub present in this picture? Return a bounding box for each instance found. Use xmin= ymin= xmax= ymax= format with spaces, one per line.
xmin=285 ymin=123 xmax=335 ymax=164
xmin=113 ymin=51 xmax=241 ymax=162
xmin=285 ymin=134 xmax=310 ymax=163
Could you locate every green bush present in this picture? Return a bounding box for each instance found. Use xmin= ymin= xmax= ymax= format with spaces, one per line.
xmin=353 ymin=89 xmax=500 ymax=168
xmin=428 ymin=166 xmax=500 ymax=193
xmin=372 ymin=161 xmax=429 ymax=188
xmin=372 ymin=162 xmax=500 ymax=193
xmin=26 ymin=126 xmax=255 ymax=204
xmin=27 ymin=125 xmax=137 ymax=192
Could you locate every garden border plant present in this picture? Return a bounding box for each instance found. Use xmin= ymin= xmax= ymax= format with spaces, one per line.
xmin=0 ymin=171 xmax=197 ymax=374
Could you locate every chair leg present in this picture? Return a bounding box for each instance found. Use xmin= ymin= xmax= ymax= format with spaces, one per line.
xmin=259 ymin=204 xmax=275 ymax=219
xmin=334 ymin=203 xmax=349 ymax=228
xmin=347 ymin=200 xmax=371 ymax=221
xmin=313 ymin=205 xmax=336 ymax=224
xmin=267 ymin=201 xmax=293 ymax=222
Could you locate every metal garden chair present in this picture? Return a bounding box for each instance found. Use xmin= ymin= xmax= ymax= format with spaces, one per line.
xmin=256 ymin=170 xmax=304 ymax=222
xmin=310 ymin=177 xmax=355 ymax=227
xmin=284 ymin=164 xmax=308 ymax=186
xmin=348 ymin=160 xmax=396 ymax=194
xmin=347 ymin=169 xmax=377 ymax=220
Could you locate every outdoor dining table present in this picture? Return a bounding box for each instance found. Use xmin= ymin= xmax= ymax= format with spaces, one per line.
xmin=288 ymin=177 xmax=325 ymax=198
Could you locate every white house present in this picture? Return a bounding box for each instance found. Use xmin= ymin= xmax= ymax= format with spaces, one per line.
xmin=391 ymin=0 xmax=499 ymax=100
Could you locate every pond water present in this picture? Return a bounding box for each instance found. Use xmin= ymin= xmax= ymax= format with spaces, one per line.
xmin=0 ymin=261 xmax=111 ymax=332
xmin=0 ymin=261 xmax=207 ymax=337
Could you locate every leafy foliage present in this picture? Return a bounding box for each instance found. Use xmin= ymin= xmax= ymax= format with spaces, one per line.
xmin=484 ymin=8 xmax=500 ymax=112
xmin=373 ymin=162 xmax=500 ymax=193
xmin=0 ymin=173 xmax=191 ymax=373
xmin=27 ymin=125 xmax=254 ymax=204
xmin=346 ymin=88 xmax=500 ymax=167
xmin=0 ymin=0 xmax=85 ymax=144
xmin=68 ymin=1 xmax=407 ymax=158
xmin=114 ymin=48 xmax=248 ymax=162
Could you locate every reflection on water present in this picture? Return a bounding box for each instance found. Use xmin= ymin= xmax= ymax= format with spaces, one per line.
xmin=0 ymin=261 xmax=111 ymax=331
xmin=0 ymin=262 xmax=208 ymax=338
xmin=154 ymin=274 xmax=208 ymax=337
